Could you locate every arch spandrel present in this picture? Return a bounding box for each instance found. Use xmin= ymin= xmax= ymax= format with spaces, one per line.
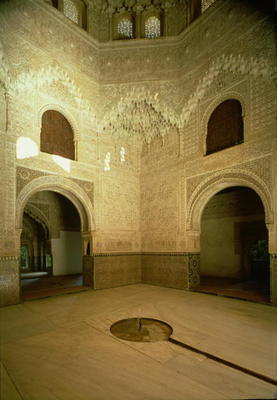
xmin=186 ymin=170 xmax=274 ymax=232
xmin=16 ymin=175 xmax=95 ymax=233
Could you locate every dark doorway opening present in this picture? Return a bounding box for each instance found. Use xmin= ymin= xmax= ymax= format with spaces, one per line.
xmin=20 ymin=190 xmax=90 ymax=300
xmin=197 ymin=187 xmax=270 ymax=303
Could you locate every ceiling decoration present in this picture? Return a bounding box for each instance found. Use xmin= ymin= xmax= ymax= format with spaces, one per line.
xmin=102 ymin=98 xmax=177 ymax=144
xmin=100 ymin=86 xmax=179 ymax=144
xmin=90 ymin=0 xmax=183 ymax=14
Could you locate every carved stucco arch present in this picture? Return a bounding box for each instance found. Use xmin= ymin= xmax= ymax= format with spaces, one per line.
xmin=200 ymin=91 xmax=247 ymax=155
xmin=24 ymin=203 xmax=50 ymax=238
xmin=16 ymin=175 xmax=95 ymax=233
xmin=187 ymin=169 xmax=274 ymax=233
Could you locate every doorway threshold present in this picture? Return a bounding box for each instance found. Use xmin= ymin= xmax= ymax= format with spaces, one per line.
xmin=21 ymin=285 xmax=91 ymax=301
xmin=192 ymin=287 xmax=271 ymax=305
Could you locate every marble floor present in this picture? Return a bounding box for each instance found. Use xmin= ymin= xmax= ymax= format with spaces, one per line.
xmin=21 ymin=274 xmax=88 ymax=300
xmin=1 ymin=284 xmax=276 ymax=400
xmin=195 ymin=276 xmax=270 ymax=304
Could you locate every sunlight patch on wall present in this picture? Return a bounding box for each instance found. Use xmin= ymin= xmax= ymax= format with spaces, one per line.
xmin=104 ymin=152 xmax=111 ymax=171
xmin=52 ymin=155 xmax=71 ymax=172
xmin=120 ymin=147 xmax=126 ymax=163
xmin=16 ymin=137 xmax=39 ymax=159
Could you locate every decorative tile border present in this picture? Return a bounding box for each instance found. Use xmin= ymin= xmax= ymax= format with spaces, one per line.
xmin=188 ymin=253 xmax=200 ymax=288
xmin=93 ymin=252 xmax=200 ymax=257
xmin=93 ymin=253 xmax=141 ymax=257
xmin=0 ymin=256 xmax=19 ymax=261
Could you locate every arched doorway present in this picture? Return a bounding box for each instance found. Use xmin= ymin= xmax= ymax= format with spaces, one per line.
xmin=199 ymin=186 xmax=270 ymax=302
xmin=20 ymin=190 xmax=88 ymax=300
xmin=16 ymin=174 xmax=95 ymax=301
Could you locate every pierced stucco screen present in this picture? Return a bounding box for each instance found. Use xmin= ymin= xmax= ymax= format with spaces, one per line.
xmin=118 ymin=18 xmax=133 ymax=38
xmin=63 ymin=0 xmax=79 ymax=24
xmin=145 ymin=16 xmax=160 ymax=38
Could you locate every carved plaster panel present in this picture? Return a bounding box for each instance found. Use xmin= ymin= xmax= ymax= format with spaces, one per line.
xmin=16 ymin=166 xmax=94 ymax=206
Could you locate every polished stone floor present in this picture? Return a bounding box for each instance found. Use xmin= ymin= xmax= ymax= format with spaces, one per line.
xmin=196 ymin=276 xmax=270 ymax=304
xmin=21 ymin=273 xmax=87 ymax=300
xmin=1 ymin=284 xmax=276 ymax=399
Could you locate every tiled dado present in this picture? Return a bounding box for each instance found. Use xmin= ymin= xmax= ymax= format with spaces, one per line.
xmin=270 ymin=254 xmax=277 ymax=305
xmin=90 ymin=252 xmax=200 ymax=291
xmin=0 ymin=256 xmax=20 ymax=307
xmin=93 ymin=254 xmax=141 ymax=290
xmin=141 ymin=253 xmax=200 ymax=290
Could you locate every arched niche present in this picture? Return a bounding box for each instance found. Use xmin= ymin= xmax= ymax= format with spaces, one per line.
xmin=206 ymin=99 xmax=244 ymax=155
xmin=16 ymin=175 xmax=94 ymax=234
xmin=186 ymin=170 xmax=273 ymax=234
xmin=52 ymin=0 xmax=87 ymax=29
xmin=40 ymin=110 xmax=75 ymax=160
xmin=141 ymin=10 xmax=163 ymax=39
xmin=113 ymin=13 xmax=135 ymax=40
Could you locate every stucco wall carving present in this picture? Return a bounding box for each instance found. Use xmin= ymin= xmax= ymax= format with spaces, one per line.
xmin=0 ymin=0 xmax=276 ymax=304
xmin=186 ymin=167 xmax=274 ymax=231
xmin=91 ymin=0 xmax=183 ymax=14
xmin=17 ymin=166 xmax=94 ymax=205
xmin=25 ymin=203 xmax=50 ymax=228
xmin=141 ymin=169 xmax=179 ymax=252
xmin=186 ymin=156 xmax=272 ymax=204
xmin=16 ymin=169 xmax=94 ymax=232
xmin=101 ymin=175 xmax=139 ymax=232
xmin=179 ymin=54 xmax=274 ymax=128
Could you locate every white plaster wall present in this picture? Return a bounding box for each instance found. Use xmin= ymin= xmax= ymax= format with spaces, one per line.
xmin=200 ymin=217 xmax=240 ymax=278
xmin=51 ymin=231 xmax=82 ymax=276
xmin=200 ymin=215 xmax=266 ymax=278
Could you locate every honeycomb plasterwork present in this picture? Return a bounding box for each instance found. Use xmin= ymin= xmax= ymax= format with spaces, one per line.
xmin=178 ymin=54 xmax=274 ymax=127
xmin=91 ymin=0 xmax=182 ymax=14
xmin=9 ymin=64 xmax=93 ymax=113
xmin=99 ymin=54 xmax=274 ymax=145
xmin=1 ymin=0 xmax=275 ymax=146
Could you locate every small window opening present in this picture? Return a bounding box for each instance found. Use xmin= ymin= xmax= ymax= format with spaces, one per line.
xmin=145 ymin=16 xmax=161 ymax=38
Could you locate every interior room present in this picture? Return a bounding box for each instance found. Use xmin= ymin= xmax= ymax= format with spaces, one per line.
xmin=0 ymin=0 xmax=276 ymax=398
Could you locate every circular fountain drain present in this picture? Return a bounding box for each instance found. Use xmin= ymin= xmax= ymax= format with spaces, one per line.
xmin=110 ymin=317 xmax=173 ymax=342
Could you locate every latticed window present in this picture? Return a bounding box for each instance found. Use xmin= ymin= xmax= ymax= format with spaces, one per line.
xmin=201 ymin=0 xmax=216 ymax=13
xmin=40 ymin=110 xmax=75 ymax=160
xmin=117 ymin=18 xmax=133 ymax=38
xmin=206 ymin=99 xmax=243 ymax=155
xmin=51 ymin=0 xmax=87 ymax=29
xmin=145 ymin=16 xmax=161 ymax=38
xmin=63 ymin=0 xmax=79 ymax=24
